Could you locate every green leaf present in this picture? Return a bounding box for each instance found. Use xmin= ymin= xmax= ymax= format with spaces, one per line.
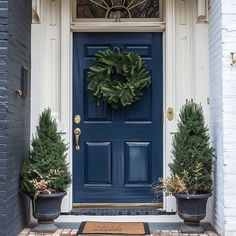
xmin=86 ymin=49 xmax=151 ymax=109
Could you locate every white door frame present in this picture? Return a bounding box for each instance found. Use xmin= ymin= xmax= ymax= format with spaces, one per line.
xmin=31 ymin=0 xmax=211 ymax=218
xmin=59 ymin=0 xmax=177 ymax=212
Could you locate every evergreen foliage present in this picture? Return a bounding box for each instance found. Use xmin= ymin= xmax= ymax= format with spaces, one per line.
xmin=20 ymin=109 xmax=71 ymax=194
xmin=169 ymin=100 xmax=214 ymax=194
xmin=87 ymin=49 xmax=151 ymax=109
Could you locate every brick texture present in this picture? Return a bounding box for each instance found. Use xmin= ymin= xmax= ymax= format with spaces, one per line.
xmin=19 ymin=228 xmax=219 ymax=236
xmin=209 ymin=0 xmax=236 ymax=235
xmin=221 ymin=0 xmax=236 ymax=235
xmin=208 ymin=1 xmax=224 ymax=235
xmin=0 ymin=0 xmax=31 ymax=236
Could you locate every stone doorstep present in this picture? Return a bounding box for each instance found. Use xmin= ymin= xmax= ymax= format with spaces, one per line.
xmin=19 ymin=229 xmax=218 ymax=236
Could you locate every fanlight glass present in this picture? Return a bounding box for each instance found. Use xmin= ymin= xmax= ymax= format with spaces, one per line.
xmin=76 ymin=0 xmax=160 ymax=19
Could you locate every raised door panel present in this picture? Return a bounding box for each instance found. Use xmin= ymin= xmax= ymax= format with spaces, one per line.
xmin=85 ymin=142 xmax=112 ymax=185
xmin=125 ymin=142 xmax=152 ymax=184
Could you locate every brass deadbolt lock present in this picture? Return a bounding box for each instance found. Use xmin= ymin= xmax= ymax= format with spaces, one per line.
xmin=74 ymin=115 xmax=81 ymax=124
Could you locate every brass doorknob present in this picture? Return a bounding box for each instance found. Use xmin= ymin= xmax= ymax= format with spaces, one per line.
xmin=74 ymin=128 xmax=81 ymax=151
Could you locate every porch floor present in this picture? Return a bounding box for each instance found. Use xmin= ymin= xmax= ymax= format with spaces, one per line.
xmin=19 ymin=223 xmax=218 ymax=236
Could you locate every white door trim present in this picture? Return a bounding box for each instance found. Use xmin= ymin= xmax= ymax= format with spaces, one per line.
xmin=71 ymin=22 xmax=165 ymax=32
xmin=59 ymin=0 xmax=177 ymax=212
xmin=60 ymin=0 xmax=73 ymax=212
xmin=31 ymin=0 xmax=210 ymax=216
xmin=163 ymin=0 xmax=177 ymax=212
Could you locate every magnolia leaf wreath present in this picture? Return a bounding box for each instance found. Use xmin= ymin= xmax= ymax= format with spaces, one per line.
xmin=87 ymin=49 xmax=151 ymax=109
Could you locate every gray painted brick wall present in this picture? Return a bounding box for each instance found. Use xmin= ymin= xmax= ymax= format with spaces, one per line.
xmin=0 ymin=0 xmax=31 ymax=235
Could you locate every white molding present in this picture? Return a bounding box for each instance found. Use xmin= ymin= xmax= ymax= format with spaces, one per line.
xmin=164 ymin=0 xmax=177 ymax=212
xmin=31 ymin=0 xmax=210 ymax=216
xmin=71 ymin=22 xmax=165 ymax=32
xmin=43 ymin=0 xmax=62 ymax=121
xmin=32 ymin=0 xmax=175 ymax=213
xmin=197 ymin=0 xmax=208 ymax=22
xmin=32 ymin=0 xmax=41 ymax=24
xmin=60 ymin=0 xmax=72 ymax=213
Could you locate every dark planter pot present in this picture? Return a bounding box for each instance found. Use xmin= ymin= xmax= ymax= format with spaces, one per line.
xmin=174 ymin=193 xmax=212 ymax=234
xmin=29 ymin=192 xmax=66 ymax=233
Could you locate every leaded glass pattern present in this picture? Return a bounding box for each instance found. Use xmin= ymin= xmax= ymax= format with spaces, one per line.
xmin=76 ymin=0 xmax=160 ymax=19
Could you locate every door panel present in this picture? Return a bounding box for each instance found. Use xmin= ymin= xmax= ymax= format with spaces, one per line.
xmin=85 ymin=142 xmax=112 ymax=185
xmin=125 ymin=142 xmax=151 ymax=184
xmin=73 ymin=33 xmax=163 ymax=203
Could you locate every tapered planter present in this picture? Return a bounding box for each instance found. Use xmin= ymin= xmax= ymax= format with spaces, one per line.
xmin=29 ymin=192 xmax=66 ymax=233
xmin=174 ymin=193 xmax=211 ymax=234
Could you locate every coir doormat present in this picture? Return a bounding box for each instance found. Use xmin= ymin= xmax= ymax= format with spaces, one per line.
xmin=78 ymin=221 xmax=150 ymax=235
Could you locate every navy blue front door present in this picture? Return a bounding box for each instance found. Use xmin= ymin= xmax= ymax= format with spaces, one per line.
xmin=73 ymin=33 xmax=163 ymax=203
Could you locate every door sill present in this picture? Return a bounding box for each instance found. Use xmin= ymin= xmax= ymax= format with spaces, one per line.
xmin=57 ymin=214 xmax=181 ymax=223
xmin=72 ymin=203 xmax=163 ymax=209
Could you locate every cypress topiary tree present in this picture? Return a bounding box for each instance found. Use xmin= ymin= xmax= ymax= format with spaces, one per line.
xmin=169 ymin=100 xmax=214 ymax=194
xmin=20 ymin=108 xmax=71 ymax=195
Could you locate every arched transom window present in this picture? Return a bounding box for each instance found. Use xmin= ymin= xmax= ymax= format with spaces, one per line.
xmin=75 ymin=0 xmax=162 ymax=21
